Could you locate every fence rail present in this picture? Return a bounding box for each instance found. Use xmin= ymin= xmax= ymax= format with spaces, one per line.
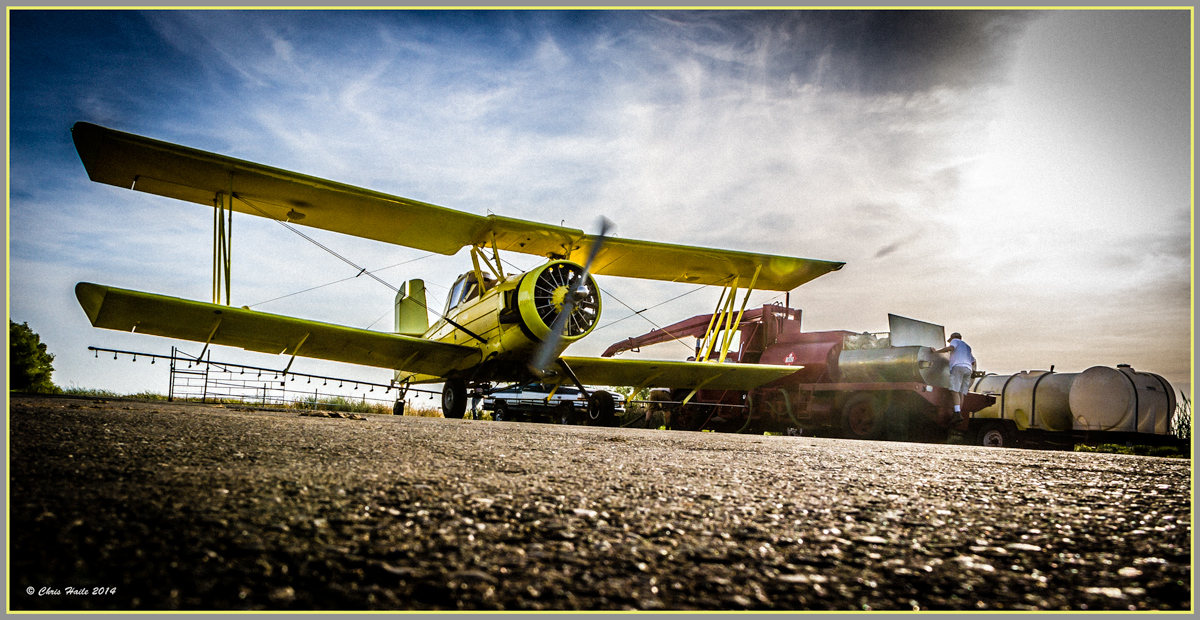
xmin=88 ymin=346 xmax=439 ymax=412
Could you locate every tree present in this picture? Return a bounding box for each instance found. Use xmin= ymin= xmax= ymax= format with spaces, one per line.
xmin=10 ymin=320 xmax=60 ymax=393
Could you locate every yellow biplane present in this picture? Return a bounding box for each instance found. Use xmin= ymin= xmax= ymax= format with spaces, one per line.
xmin=70 ymin=122 xmax=845 ymax=423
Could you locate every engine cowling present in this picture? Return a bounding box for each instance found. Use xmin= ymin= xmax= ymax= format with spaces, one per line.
xmin=516 ymin=260 xmax=602 ymax=343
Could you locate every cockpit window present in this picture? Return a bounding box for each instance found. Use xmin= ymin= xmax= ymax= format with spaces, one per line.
xmin=444 ymin=272 xmax=496 ymax=313
xmin=444 ymin=276 xmax=468 ymax=315
xmin=460 ymin=279 xmax=480 ymax=305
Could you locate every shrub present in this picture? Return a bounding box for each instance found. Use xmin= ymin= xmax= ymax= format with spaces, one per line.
xmin=10 ymin=321 xmax=60 ymax=393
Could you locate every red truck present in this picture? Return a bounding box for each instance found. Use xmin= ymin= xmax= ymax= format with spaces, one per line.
xmin=604 ymin=304 xmax=993 ymax=443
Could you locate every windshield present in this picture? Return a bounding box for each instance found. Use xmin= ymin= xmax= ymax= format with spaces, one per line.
xmin=444 ymin=275 xmax=468 ymax=315
xmin=445 ymin=272 xmax=496 ymax=314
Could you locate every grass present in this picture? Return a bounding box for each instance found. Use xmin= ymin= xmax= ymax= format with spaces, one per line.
xmin=59 ymin=387 xmax=169 ymax=400
xmin=288 ymin=395 xmax=392 ymax=415
xmin=1172 ymin=394 xmax=1191 ymax=441
xmin=289 ymin=395 xmax=455 ymax=418
xmin=1074 ymin=443 xmax=1190 ymax=458
xmin=61 ymin=387 xmax=123 ymax=398
xmin=50 ymin=386 xmax=456 ymax=418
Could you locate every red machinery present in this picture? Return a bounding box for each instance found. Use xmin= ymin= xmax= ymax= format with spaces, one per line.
xmin=604 ymin=304 xmax=994 ymax=442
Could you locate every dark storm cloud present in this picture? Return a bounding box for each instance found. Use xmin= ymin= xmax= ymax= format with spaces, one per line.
xmin=644 ymin=10 xmax=1036 ymax=94
xmin=823 ymin=11 xmax=1035 ymax=93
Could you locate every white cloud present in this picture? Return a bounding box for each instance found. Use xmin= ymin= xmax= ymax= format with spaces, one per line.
xmin=11 ymin=10 xmax=1191 ymax=399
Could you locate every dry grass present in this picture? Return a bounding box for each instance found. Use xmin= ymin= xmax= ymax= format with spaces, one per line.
xmin=401 ymin=402 xmax=445 ymax=418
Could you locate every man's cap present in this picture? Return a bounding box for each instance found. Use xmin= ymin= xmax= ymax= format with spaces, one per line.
xmin=948 ymin=332 xmax=962 ymax=341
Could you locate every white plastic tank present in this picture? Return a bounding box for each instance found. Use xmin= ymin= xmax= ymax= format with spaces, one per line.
xmin=972 ymin=370 xmax=1074 ymax=431
xmin=972 ymin=365 xmax=1176 ymax=435
xmin=1069 ymin=365 xmax=1176 ymax=434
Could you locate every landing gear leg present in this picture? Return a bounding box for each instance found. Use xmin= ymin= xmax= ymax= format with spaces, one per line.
xmin=393 ymin=379 xmax=409 ymax=416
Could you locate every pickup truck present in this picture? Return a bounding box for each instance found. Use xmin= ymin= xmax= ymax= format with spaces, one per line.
xmin=482 ymin=383 xmax=623 ymax=424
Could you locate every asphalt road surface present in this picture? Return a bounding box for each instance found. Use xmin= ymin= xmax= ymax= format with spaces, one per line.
xmin=9 ymin=395 xmax=1192 ymax=612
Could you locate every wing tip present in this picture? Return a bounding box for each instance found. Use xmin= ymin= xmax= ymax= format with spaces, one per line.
xmin=74 ymin=282 xmax=108 ymax=326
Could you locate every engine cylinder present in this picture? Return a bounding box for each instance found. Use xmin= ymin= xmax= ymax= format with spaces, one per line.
xmin=516 ymin=260 xmax=601 ymax=343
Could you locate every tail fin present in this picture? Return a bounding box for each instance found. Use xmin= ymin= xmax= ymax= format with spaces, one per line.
xmin=394 ymin=279 xmax=429 ymax=336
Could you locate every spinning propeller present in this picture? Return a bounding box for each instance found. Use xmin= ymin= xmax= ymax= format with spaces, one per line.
xmin=529 ymin=218 xmax=611 ymax=377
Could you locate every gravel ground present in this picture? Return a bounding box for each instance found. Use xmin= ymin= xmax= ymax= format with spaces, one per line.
xmin=8 ymin=394 xmax=1193 ymax=612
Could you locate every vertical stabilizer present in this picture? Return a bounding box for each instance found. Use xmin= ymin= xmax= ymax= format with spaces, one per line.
xmin=395 ymin=279 xmax=429 ymax=335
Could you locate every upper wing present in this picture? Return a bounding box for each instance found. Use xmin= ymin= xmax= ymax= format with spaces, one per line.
xmin=560 ymin=356 xmax=801 ymax=391
xmin=574 ymin=237 xmax=840 ymax=291
xmin=72 ymin=122 xmax=843 ymax=291
xmin=75 ymin=282 xmax=481 ymax=377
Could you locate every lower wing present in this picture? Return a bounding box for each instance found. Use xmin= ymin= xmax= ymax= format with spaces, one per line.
xmin=561 ymin=356 xmax=802 ymax=391
xmin=75 ymin=282 xmax=481 ymax=377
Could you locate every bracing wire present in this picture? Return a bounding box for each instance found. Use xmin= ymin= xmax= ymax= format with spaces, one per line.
xmin=232 ymin=194 xmax=485 ymax=340
xmin=363 ymin=308 xmax=393 ymax=331
xmin=247 ymin=254 xmax=435 ymax=309
xmin=589 ymin=285 xmax=709 ymax=334
xmin=596 ymin=284 xmax=704 ymax=355
xmin=234 ymin=195 xmax=399 ymax=292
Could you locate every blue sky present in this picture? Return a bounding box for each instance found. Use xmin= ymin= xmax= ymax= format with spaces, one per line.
xmin=7 ymin=9 xmax=1193 ymax=400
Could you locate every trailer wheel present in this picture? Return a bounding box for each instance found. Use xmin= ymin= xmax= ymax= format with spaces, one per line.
xmin=441 ymin=379 xmax=468 ymax=419
xmin=841 ymin=393 xmax=887 ymax=441
xmin=588 ymin=390 xmax=617 ymax=427
xmin=977 ymin=422 xmax=1015 ymax=448
xmin=393 ymin=399 xmax=406 ymax=416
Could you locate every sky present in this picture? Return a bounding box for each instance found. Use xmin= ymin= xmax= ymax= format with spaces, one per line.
xmin=6 ymin=9 xmax=1194 ymax=404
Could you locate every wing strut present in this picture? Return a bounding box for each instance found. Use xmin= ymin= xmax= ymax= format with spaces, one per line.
xmin=554 ymin=358 xmax=592 ymax=401
xmin=696 ymin=265 xmax=761 ymax=364
xmin=213 ymin=184 xmax=233 ymax=306
xmin=282 ymin=332 xmax=311 ymax=375
xmin=197 ymin=316 xmax=223 ymax=360
xmin=679 ymin=371 xmax=729 ymax=407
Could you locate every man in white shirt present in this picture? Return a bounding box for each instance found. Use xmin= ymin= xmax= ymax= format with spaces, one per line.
xmin=934 ymin=332 xmax=976 ymax=419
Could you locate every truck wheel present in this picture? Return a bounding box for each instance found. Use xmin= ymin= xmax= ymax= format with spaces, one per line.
xmin=493 ymin=401 xmax=509 ymax=422
xmin=441 ymin=379 xmax=468 ymax=419
xmin=589 ymin=390 xmax=617 ymax=427
xmin=841 ymin=393 xmax=886 ymax=441
xmin=977 ymin=422 xmax=1015 ymax=448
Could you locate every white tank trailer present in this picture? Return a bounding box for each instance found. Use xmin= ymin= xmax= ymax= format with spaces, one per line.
xmin=969 ymin=365 xmax=1178 ymax=448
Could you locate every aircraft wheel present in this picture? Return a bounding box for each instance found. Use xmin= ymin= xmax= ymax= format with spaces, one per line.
xmin=493 ymin=401 xmax=509 ymax=422
xmin=588 ymin=390 xmax=617 ymax=427
xmin=840 ymin=393 xmax=886 ymax=441
xmin=441 ymin=379 xmax=468 ymax=419
xmin=393 ymin=399 xmax=406 ymax=416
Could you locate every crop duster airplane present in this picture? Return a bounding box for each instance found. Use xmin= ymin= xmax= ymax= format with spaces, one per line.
xmin=70 ymin=122 xmax=845 ymax=423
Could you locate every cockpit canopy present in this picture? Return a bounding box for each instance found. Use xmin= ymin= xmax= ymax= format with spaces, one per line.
xmin=444 ymin=271 xmax=497 ymax=314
